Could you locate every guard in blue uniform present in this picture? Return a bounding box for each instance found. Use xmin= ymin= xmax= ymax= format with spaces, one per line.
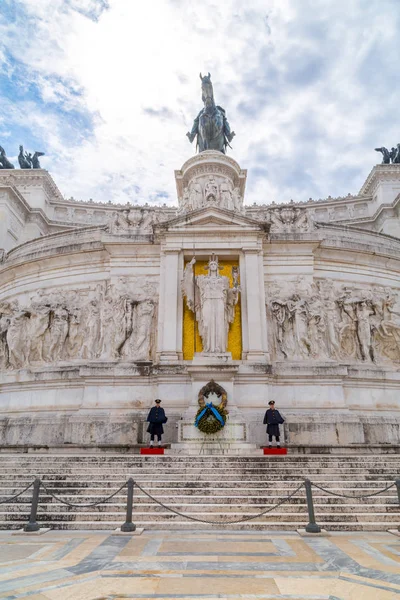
xmin=263 ymin=400 xmax=285 ymax=448
xmin=147 ymin=399 xmax=167 ymax=447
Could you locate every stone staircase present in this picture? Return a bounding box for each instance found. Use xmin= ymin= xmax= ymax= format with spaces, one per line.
xmin=0 ymin=453 xmax=399 ymax=531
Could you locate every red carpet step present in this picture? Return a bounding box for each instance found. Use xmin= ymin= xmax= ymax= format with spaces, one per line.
xmin=263 ymin=447 xmax=287 ymax=455
xmin=140 ymin=448 xmax=165 ymax=455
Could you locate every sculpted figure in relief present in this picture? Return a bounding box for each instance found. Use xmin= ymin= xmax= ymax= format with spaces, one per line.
xmin=182 ymin=254 xmax=240 ymax=353
xmin=7 ymin=307 xmax=29 ymax=368
xmin=66 ymin=307 xmax=84 ymax=359
xmin=268 ymin=279 xmax=400 ymax=365
xmin=318 ymin=280 xmax=340 ymax=358
xmin=204 ymin=177 xmax=219 ymax=203
xmin=44 ymin=306 xmax=69 ymax=362
xmin=188 ymin=181 xmax=203 ymax=210
xmin=232 ymin=187 xmax=243 ymax=212
xmin=219 ymin=180 xmax=234 ymax=210
xmin=0 ymin=280 xmax=158 ymax=369
xmin=28 ymin=304 xmax=51 ymax=362
xmin=122 ymin=300 xmax=155 ymax=360
xmin=356 ymin=301 xmax=375 ymax=361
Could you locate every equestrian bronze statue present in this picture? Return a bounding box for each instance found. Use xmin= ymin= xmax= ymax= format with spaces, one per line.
xmin=187 ymin=73 xmax=235 ymax=154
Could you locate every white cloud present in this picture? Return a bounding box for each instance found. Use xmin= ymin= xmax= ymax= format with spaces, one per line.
xmin=0 ymin=0 xmax=399 ymax=205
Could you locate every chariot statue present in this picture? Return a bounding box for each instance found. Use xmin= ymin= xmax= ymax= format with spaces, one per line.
xmin=186 ymin=73 xmax=235 ymax=154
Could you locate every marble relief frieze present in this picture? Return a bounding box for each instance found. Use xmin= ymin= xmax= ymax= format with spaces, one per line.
xmin=267 ymin=277 xmax=400 ymax=364
xmin=0 ymin=278 xmax=158 ymax=370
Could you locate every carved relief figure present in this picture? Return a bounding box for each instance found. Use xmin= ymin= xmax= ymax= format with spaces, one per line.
xmin=356 ymin=301 xmax=375 ymax=361
xmin=232 ymin=187 xmax=243 ymax=212
xmin=204 ymin=177 xmax=219 ymax=203
xmin=66 ymin=307 xmax=84 ymax=359
xmin=182 ymin=254 xmax=240 ymax=353
xmin=219 ymin=180 xmax=234 ymax=210
xmin=0 ymin=279 xmax=158 ymax=369
xmin=287 ymin=295 xmax=311 ymax=358
xmin=122 ymin=300 xmax=155 ymax=360
xmin=179 ymin=177 xmax=242 ymax=213
xmin=45 ymin=306 xmax=69 ymax=362
xmin=28 ymin=304 xmax=50 ymax=362
xmin=268 ymin=279 xmax=400 ymax=365
xmin=7 ymin=307 xmax=29 ymax=368
xmin=99 ymin=291 xmax=115 ymax=359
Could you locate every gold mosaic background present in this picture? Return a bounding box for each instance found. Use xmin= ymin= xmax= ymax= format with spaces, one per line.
xmin=182 ymin=259 xmax=242 ymax=360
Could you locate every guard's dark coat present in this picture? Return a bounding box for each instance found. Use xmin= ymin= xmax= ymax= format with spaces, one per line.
xmin=263 ymin=408 xmax=285 ymax=437
xmin=147 ymin=406 xmax=167 ymax=436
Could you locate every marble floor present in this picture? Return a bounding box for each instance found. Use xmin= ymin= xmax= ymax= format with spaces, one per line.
xmin=0 ymin=530 xmax=399 ymax=599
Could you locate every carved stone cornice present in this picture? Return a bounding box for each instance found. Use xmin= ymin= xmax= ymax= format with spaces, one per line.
xmin=358 ymin=164 xmax=400 ymax=196
xmin=334 ymin=193 xmax=400 ymax=229
xmin=0 ymin=169 xmax=64 ymax=202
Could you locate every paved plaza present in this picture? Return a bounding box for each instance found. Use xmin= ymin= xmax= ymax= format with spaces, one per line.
xmin=0 ymin=529 xmax=399 ymax=599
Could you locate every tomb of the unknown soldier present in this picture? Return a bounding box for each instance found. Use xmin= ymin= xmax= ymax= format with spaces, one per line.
xmin=2 ymin=1 xmax=400 ymax=595
xmin=0 ymin=73 xmax=399 ymax=543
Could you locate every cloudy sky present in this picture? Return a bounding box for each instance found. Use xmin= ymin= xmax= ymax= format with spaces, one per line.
xmin=0 ymin=0 xmax=399 ymax=207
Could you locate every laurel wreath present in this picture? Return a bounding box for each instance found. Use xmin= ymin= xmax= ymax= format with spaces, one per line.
xmin=195 ymin=403 xmax=228 ymax=435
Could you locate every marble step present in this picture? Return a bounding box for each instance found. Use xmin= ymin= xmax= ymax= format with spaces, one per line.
xmin=0 ymin=479 xmax=397 ymax=489
xmin=0 ymin=460 xmax=398 ymax=469
xmin=0 ymin=519 xmax=393 ymax=531
xmin=0 ymin=512 xmax=398 ymax=525
xmin=0 ymin=457 xmax=397 ymax=464
xmin=1 ymin=467 xmax=398 ymax=477
xmin=0 ymin=454 xmax=398 ymax=531
xmin=1 ymin=469 xmax=397 ymax=477
xmin=2 ymin=503 xmax=398 ymax=515
xmin=1 ymin=492 xmax=396 ymax=506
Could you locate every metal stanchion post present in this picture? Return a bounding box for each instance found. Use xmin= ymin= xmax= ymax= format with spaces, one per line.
xmin=24 ymin=478 xmax=41 ymax=532
xmin=395 ymin=479 xmax=400 ymax=532
xmin=121 ymin=478 xmax=136 ymax=532
xmin=304 ymin=479 xmax=321 ymax=534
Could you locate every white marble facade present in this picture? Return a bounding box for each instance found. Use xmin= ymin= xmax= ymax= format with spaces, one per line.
xmin=0 ymin=151 xmax=400 ymax=449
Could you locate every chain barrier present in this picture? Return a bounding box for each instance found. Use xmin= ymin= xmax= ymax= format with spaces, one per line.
xmin=310 ymin=480 xmax=396 ymax=499
xmin=1 ymin=477 xmax=399 ymax=529
xmin=40 ymin=482 xmax=127 ymax=508
xmin=0 ymin=482 xmax=34 ymax=504
xmin=132 ymin=479 xmax=305 ymax=525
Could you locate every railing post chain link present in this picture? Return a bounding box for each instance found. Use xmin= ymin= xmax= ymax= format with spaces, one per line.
xmin=304 ymin=479 xmax=321 ymax=534
xmin=121 ymin=478 xmax=136 ymax=532
xmin=24 ymin=478 xmax=41 ymax=532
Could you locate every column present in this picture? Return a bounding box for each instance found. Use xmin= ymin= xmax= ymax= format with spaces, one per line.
xmin=158 ymin=249 xmax=180 ymax=361
xmin=243 ymin=249 xmax=269 ymax=361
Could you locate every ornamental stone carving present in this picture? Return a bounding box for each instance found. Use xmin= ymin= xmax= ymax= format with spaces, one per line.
xmin=258 ymin=206 xmax=313 ymax=233
xmin=0 ymin=280 xmax=157 ymax=369
xmin=107 ymin=208 xmax=169 ymax=234
xmin=267 ymin=278 xmax=400 ymax=364
xmin=175 ymin=151 xmax=247 ymax=214
xmin=179 ymin=176 xmax=243 ymax=213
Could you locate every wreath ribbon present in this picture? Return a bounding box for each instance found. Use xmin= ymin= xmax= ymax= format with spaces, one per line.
xmin=195 ymin=402 xmax=225 ymax=427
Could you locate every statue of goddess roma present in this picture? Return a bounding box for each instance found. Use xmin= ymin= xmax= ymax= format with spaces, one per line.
xmin=182 ymin=254 xmax=240 ymax=353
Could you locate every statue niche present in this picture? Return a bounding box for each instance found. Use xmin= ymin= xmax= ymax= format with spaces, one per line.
xmin=182 ymin=254 xmax=240 ymax=354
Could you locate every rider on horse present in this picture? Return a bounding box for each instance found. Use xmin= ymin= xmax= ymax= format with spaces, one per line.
xmin=187 ymin=73 xmax=235 ymax=154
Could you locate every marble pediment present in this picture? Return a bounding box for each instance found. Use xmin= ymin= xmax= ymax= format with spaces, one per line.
xmin=154 ymin=206 xmax=269 ymax=235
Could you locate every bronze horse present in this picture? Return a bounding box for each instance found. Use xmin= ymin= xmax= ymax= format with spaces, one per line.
xmin=187 ymin=73 xmax=235 ymax=154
